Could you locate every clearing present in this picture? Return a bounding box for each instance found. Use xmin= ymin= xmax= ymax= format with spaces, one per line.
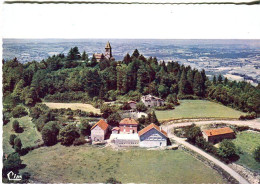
xmin=43 ymin=102 xmax=101 ymax=114
xmin=20 ymin=144 xmax=226 ymax=183
xmin=3 ymin=116 xmax=43 ymax=155
xmin=155 ymin=100 xmax=246 ymax=121
xmin=232 ymin=131 xmax=260 ymax=172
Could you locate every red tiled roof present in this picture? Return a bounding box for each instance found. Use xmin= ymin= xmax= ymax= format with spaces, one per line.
xmin=91 ymin=119 xmax=109 ymax=131
xmin=203 ymin=127 xmax=234 ymax=137
xmin=138 ymin=123 xmax=168 ymax=137
xmin=119 ymin=118 xmax=138 ymax=125
xmin=112 ymin=127 xmax=120 ymax=131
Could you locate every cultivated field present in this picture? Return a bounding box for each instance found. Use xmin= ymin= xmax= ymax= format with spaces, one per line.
xmin=232 ymin=131 xmax=260 ymax=172
xmin=3 ymin=116 xmax=43 ymax=155
xmin=155 ymin=100 xmax=246 ymax=121
xmin=43 ymin=102 xmax=101 ymax=114
xmin=20 ymin=144 xmax=226 ymax=183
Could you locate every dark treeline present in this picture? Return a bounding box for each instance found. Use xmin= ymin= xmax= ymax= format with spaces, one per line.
xmin=3 ymin=47 xmax=260 ymax=115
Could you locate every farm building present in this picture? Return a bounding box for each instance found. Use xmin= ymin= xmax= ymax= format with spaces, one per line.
xmin=139 ymin=123 xmax=168 ymax=147
xmin=141 ymin=94 xmax=165 ymax=107
xmin=128 ymin=101 xmax=137 ymax=109
xmin=91 ymin=119 xmax=109 ymax=142
xmin=202 ymin=127 xmax=235 ymax=144
xmin=119 ymin=118 xmax=138 ymax=134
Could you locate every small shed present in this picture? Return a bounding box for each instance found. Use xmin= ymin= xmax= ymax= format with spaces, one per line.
xmin=202 ymin=127 xmax=235 ymax=144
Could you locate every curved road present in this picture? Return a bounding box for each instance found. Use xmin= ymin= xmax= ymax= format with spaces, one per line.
xmin=161 ymin=119 xmax=260 ymax=184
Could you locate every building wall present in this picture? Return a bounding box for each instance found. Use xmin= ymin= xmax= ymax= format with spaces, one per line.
xmin=203 ymin=132 xmax=235 ymax=143
xmin=141 ymin=98 xmax=165 ymax=107
xmin=91 ymin=126 xmax=106 ymax=141
xmin=129 ymin=103 xmax=136 ymax=109
xmin=114 ymin=139 xmax=139 ymax=147
xmin=119 ymin=124 xmax=138 ymax=134
xmin=139 ymin=128 xmax=167 ymax=147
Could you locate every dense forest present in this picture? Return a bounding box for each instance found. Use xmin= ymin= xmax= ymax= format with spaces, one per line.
xmin=3 ymin=47 xmax=260 ymax=115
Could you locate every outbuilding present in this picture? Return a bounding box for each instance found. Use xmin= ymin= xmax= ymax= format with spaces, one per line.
xmin=202 ymin=127 xmax=235 ymax=144
xmin=91 ymin=119 xmax=109 ymax=142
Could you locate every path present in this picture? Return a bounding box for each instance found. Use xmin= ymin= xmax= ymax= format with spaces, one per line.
xmin=164 ymin=118 xmax=260 ymax=131
xmin=161 ymin=120 xmax=256 ymax=184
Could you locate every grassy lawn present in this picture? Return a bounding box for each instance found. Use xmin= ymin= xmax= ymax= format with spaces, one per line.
xmin=155 ymin=100 xmax=246 ymax=121
xmin=232 ymin=131 xmax=260 ymax=172
xmin=20 ymin=144 xmax=226 ymax=183
xmin=3 ymin=116 xmax=43 ymax=155
xmin=43 ymin=102 xmax=101 ymax=114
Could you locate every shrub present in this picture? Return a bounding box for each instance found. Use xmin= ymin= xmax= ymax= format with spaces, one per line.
xmin=107 ymin=112 xmax=121 ymax=126
xmin=14 ymin=137 xmax=22 ymax=153
xmin=11 ymin=106 xmax=28 ymax=118
xmin=9 ymin=134 xmax=17 ymax=147
xmin=120 ymin=102 xmax=131 ymax=110
xmin=136 ymin=102 xmax=147 ymax=112
xmin=106 ymin=177 xmax=122 ymax=184
xmin=217 ymin=139 xmax=237 ymax=159
xmin=79 ymin=120 xmax=91 ymax=136
xmin=3 ymin=152 xmax=23 ymax=177
xmin=12 ymin=120 xmax=20 ymax=133
xmin=59 ymin=124 xmax=80 ymax=146
xmin=253 ymin=146 xmax=260 ymax=162
xmin=3 ymin=113 xmax=10 ymax=125
xmin=166 ymin=94 xmax=179 ymax=105
xmin=154 ymin=103 xmax=175 ymax=110
xmin=73 ymin=136 xmax=87 ymax=146
xmin=184 ymin=124 xmax=202 ymax=143
xmin=41 ymin=121 xmax=60 ymax=146
xmin=239 ymin=112 xmax=257 ymax=120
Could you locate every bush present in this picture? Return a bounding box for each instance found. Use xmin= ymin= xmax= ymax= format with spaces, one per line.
xmin=120 ymin=102 xmax=131 ymax=110
xmin=217 ymin=139 xmax=237 ymax=159
xmin=41 ymin=121 xmax=60 ymax=146
xmin=14 ymin=137 xmax=22 ymax=153
xmin=3 ymin=113 xmax=10 ymax=125
xmin=106 ymin=177 xmax=122 ymax=184
xmin=3 ymin=152 xmax=23 ymax=177
xmin=136 ymin=102 xmax=147 ymax=112
xmin=9 ymin=134 xmax=17 ymax=147
xmin=107 ymin=112 xmax=121 ymax=126
xmin=73 ymin=136 xmax=87 ymax=146
xmin=184 ymin=124 xmax=202 ymax=143
xmin=154 ymin=103 xmax=175 ymax=110
xmin=253 ymin=146 xmax=260 ymax=162
xmin=166 ymin=94 xmax=179 ymax=105
xmin=12 ymin=120 xmax=21 ymax=133
xmin=11 ymin=106 xmax=28 ymax=118
xmin=59 ymin=124 xmax=80 ymax=146
xmin=239 ymin=112 xmax=257 ymax=120
xmin=100 ymin=104 xmax=117 ymax=119
xmin=79 ymin=120 xmax=91 ymax=136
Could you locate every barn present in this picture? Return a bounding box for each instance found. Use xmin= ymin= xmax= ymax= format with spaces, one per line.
xmin=91 ymin=119 xmax=109 ymax=142
xmin=139 ymin=123 xmax=168 ymax=147
xmin=202 ymin=127 xmax=235 ymax=144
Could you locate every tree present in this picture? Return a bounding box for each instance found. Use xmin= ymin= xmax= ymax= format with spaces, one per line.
xmin=100 ymin=104 xmax=116 ymax=119
xmin=11 ymin=106 xmax=28 ymax=118
xmin=41 ymin=121 xmax=60 ymax=146
xmin=79 ymin=120 xmax=91 ymax=136
xmin=12 ymin=120 xmax=20 ymax=133
xmin=193 ymin=71 xmax=205 ymax=97
xmin=213 ymin=75 xmax=217 ymax=85
xmin=217 ymin=139 xmax=237 ymax=159
xmin=67 ymin=47 xmax=81 ymax=60
xmin=136 ymin=102 xmax=148 ymax=112
xmin=59 ymin=124 xmax=80 ymax=146
xmin=150 ymin=111 xmax=159 ymax=126
xmin=3 ymin=152 xmax=23 ymax=177
xmin=166 ymin=94 xmax=178 ymax=105
xmin=217 ymin=74 xmax=223 ymax=84
xmin=123 ymin=53 xmax=132 ymax=65
xmin=131 ymin=49 xmax=140 ymax=58
xmin=185 ymin=124 xmax=202 ymax=143
xmin=253 ymin=146 xmax=260 ymax=162
xmin=14 ymin=137 xmax=22 ymax=153
xmin=9 ymin=134 xmax=17 ymax=147
xmin=107 ymin=112 xmax=121 ymax=126
xmin=81 ymin=51 xmax=88 ymax=61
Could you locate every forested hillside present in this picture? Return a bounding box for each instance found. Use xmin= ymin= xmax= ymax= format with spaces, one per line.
xmin=3 ymin=47 xmax=260 ymax=115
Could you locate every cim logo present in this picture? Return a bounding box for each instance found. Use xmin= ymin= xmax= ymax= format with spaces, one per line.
xmin=7 ymin=171 xmax=22 ymax=181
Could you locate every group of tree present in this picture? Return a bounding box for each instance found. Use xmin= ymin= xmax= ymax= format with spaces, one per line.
xmin=3 ymin=48 xmax=259 ymax=117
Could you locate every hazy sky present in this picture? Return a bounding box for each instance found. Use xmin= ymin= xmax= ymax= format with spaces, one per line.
xmin=1 ymin=3 xmax=260 ymax=39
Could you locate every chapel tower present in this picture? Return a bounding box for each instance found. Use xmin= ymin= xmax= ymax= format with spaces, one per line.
xmin=105 ymin=41 xmax=112 ymax=59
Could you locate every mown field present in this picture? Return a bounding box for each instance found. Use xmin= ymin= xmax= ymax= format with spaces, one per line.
xmin=3 ymin=116 xmax=43 ymax=155
xmin=155 ymin=100 xmax=246 ymax=121
xmin=20 ymin=144 xmax=226 ymax=183
xmin=43 ymin=102 xmax=101 ymax=114
xmin=232 ymin=131 xmax=260 ymax=172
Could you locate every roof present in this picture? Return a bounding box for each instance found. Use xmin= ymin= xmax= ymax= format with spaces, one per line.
xmin=203 ymin=127 xmax=234 ymax=137
xmin=138 ymin=123 xmax=168 ymax=138
xmin=94 ymin=53 xmax=104 ymax=59
xmin=128 ymin=101 xmax=137 ymax=104
xmin=105 ymin=41 xmax=111 ymax=49
xmin=141 ymin=94 xmax=164 ymax=101
xmin=112 ymin=127 xmax=120 ymax=131
xmin=119 ymin=118 xmax=138 ymax=125
xmin=91 ymin=119 xmax=109 ymax=131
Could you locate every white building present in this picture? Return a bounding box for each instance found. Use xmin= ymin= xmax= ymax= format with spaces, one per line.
xmin=139 ymin=123 xmax=168 ymax=147
xmin=90 ymin=119 xmax=109 ymax=142
xmin=141 ymin=94 xmax=165 ymax=107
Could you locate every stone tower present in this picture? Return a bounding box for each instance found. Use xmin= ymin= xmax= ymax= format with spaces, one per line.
xmin=105 ymin=41 xmax=112 ymax=59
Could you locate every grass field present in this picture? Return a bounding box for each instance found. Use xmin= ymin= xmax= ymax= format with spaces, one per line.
xmin=43 ymin=102 xmax=101 ymax=114
xmin=232 ymin=131 xmax=260 ymax=172
xmin=20 ymin=144 xmax=226 ymax=183
xmin=155 ymin=100 xmax=246 ymax=121
xmin=3 ymin=116 xmax=43 ymax=155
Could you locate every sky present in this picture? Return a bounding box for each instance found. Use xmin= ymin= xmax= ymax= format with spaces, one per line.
xmin=1 ymin=3 xmax=260 ymax=39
